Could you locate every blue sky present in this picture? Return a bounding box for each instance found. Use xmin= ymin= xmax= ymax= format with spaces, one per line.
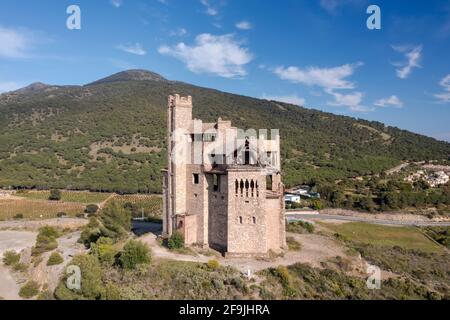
xmin=0 ymin=0 xmax=449 ymax=141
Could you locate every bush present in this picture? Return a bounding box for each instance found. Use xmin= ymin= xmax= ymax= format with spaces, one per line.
xmin=19 ymin=281 xmax=40 ymax=299
xmin=57 ymin=212 xmax=67 ymax=218
xmin=168 ymin=232 xmax=184 ymax=250
xmin=90 ymin=237 xmax=117 ymax=265
xmin=311 ymin=199 xmax=325 ymax=210
xmin=13 ymin=214 xmax=24 ymax=220
xmin=286 ymin=221 xmax=315 ymax=234
xmin=13 ymin=263 xmax=28 ymax=272
xmin=32 ymin=226 xmax=61 ymax=256
xmin=119 ymin=240 xmax=151 ymax=270
xmin=3 ymin=251 xmax=20 ymax=266
xmin=207 ymin=259 xmax=220 ymax=270
xmin=286 ymin=237 xmax=302 ymax=251
xmin=54 ymin=254 xmax=104 ymax=300
xmin=85 ymin=204 xmax=99 ymax=215
xmin=47 ymin=252 xmax=64 ymax=266
xmin=39 ymin=226 xmax=61 ymax=238
xmin=49 ymin=189 xmax=62 ymax=201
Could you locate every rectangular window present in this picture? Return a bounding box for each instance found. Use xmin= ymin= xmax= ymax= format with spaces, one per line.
xmin=213 ymin=174 xmax=220 ymax=192
xmin=193 ymin=173 xmax=199 ymax=185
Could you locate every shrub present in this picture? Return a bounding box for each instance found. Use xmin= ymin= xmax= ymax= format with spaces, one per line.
xmin=90 ymin=237 xmax=117 ymax=265
xmin=207 ymin=259 xmax=220 ymax=270
xmin=85 ymin=204 xmax=99 ymax=215
xmin=19 ymin=281 xmax=40 ymax=299
xmin=286 ymin=221 xmax=315 ymax=234
xmin=311 ymin=199 xmax=324 ymax=210
xmin=168 ymin=232 xmax=184 ymax=250
xmin=119 ymin=240 xmax=151 ymax=270
xmin=3 ymin=251 xmax=20 ymax=266
xmin=37 ymin=290 xmax=53 ymax=300
xmin=39 ymin=226 xmax=61 ymax=238
xmin=57 ymin=212 xmax=67 ymax=218
xmin=54 ymin=254 xmax=104 ymax=300
xmin=49 ymin=189 xmax=62 ymax=201
xmin=47 ymin=252 xmax=64 ymax=266
xmin=32 ymin=226 xmax=60 ymax=256
xmin=13 ymin=263 xmax=28 ymax=272
xmin=13 ymin=214 xmax=24 ymax=220
xmin=286 ymin=237 xmax=302 ymax=251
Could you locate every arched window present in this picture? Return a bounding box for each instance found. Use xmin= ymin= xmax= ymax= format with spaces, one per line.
xmin=244 ymin=138 xmax=250 ymax=165
xmin=256 ymin=181 xmax=259 ymax=197
xmin=245 ymin=180 xmax=249 ymax=197
xmin=239 ymin=216 xmax=243 ymax=224
xmin=250 ymin=180 xmax=255 ymax=197
xmin=235 ymin=180 xmax=239 ymax=196
xmin=240 ymin=180 xmax=244 ymax=196
xmin=252 ymin=217 xmax=256 ymax=224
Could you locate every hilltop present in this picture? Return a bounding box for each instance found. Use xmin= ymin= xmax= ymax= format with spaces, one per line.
xmin=0 ymin=70 xmax=449 ymax=193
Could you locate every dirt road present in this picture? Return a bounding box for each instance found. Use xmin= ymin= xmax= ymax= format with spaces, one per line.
xmin=0 ymin=230 xmax=37 ymax=300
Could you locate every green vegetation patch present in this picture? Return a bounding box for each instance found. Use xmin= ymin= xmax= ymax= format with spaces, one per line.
xmin=19 ymin=281 xmax=40 ymax=299
xmin=322 ymin=222 xmax=443 ymax=253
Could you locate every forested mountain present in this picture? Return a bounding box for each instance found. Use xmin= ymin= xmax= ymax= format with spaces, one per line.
xmin=0 ymin=70 xmax=449 ymax=193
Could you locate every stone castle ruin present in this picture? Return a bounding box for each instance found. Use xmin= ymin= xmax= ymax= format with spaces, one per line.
xmin=162 ymin=94 xmax=286 ymax=257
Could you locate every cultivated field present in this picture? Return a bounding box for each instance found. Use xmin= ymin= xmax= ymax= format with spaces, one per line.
xmin=18 ymin=190 xmax=112 ymax=204
xmin=108 ymin=194 xmax=163 ymax=217
xmin=0 ymin=190 xmax=162 ymax=221
xmin=0 ymin=199 xmax=85 ymax=220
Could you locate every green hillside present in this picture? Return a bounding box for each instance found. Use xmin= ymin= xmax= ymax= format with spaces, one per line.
xmin=0 ymin=70 xmax=449 ymax=194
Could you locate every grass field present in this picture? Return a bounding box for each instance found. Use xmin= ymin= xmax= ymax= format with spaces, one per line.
xmin=108 ymin=194 xmax=163 ymax=217
xmin=0 ymin=199 xmax=85 ymax=220
xmin=18 ymin=190 xmax=112 ymax=204
xmin=320 ymin=222 xmax=443 ymax=253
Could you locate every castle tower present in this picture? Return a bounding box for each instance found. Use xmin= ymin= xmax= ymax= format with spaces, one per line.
xmin=163 ymin=95 xmax=193 ymax=237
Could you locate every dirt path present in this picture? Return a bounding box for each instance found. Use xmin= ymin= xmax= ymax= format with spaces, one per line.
xmin=139 ymin=231 xmax=355 ymax=275
xmin=0 ymin=230 xmax=37 ymax=300
xmin=0 ymin=218 xmax=88 ymax=231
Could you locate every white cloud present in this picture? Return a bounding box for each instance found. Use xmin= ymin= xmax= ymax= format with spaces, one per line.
xmin=158 ymin=33 xmax=253 ymax=78
xmin=0 ymin=26 xmax=30 ymax=58
xmin=262 ymin=94 xmax=305 ymax=106
xmin=273 ymin=62 xmax=371 ymax=111
xmin=110 ymin=0 xmax=123 ymax=8
xmin=0 ymin=81 xmax=22 ymax=93
xmin=273 ymin=63 xmax=362 ymax=90
xmin=236 ymin=21 xmax=252 ymax=30
xmin=433 ymin=74 xmax=450 ymax=103
xmin=327 ymin=90 xmax=372 ymax=112
xmin=117 ymin=43 xmax=147 ymax=56
xmin=374 ymin=95 xmax=404 ymax=108
xmin=392 ymin=45 xmax=422 ymax=79
xmin=200 ymin=0 xmax=218 ymax=16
